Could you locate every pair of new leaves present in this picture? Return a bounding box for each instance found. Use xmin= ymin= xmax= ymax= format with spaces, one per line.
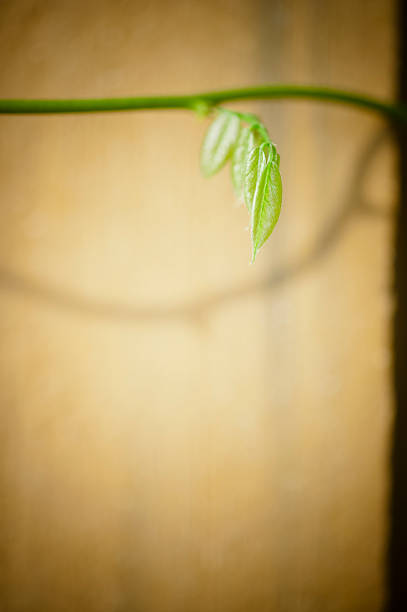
xmin=200 ymin=110 xmax=282 ymax=261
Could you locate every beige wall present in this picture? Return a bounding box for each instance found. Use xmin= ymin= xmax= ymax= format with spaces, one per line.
xmin=0 ymin=1 xmax=396 ymax=610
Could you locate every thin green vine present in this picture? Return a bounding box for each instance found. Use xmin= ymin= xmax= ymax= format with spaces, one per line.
xmin=1 ymin=84 xmax=405 ymax=260
xmin=0 ymin=85 xmax=406 ymax=121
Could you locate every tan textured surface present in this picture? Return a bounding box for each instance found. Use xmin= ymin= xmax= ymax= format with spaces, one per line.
xmin=0 ymin=1 xmax=396 ymax=610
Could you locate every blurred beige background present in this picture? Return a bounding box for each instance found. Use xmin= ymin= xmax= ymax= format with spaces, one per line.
xmin=0 ymin=1 xmax=397 ymax=610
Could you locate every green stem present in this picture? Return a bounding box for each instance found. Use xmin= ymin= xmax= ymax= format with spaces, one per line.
xmin=0 ymin=84 xmax=406 ymax=123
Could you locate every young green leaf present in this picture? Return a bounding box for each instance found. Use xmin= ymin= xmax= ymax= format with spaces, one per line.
xmin=200 ymin=112 xmax=240 ymax=177
xmin=251 ymin=161 xmax=282 ymax=261
xmin=243 ymin=145 xmax=267 ymax=213
xmin=231 ymin=127 xmax=257 ymax=201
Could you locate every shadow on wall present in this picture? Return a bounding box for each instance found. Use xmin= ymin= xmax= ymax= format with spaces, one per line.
xmin=0 ymin=128 xmax=392 ymax=326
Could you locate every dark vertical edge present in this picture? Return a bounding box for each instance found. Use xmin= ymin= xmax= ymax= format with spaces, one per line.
xmin=387 ymin=1 xmax=407 ymax=610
